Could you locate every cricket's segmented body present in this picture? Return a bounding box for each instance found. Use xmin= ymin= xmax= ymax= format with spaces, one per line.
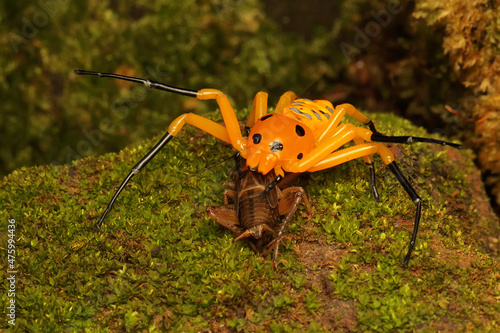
xmin=208 ymin=161 xmax=310 ymax=266
xmin=233 ymin=170 xmax=280 ymax=240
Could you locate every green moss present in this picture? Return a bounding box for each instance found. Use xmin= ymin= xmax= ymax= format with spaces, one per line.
xmin=1 ymin=107 xmax=499 ymax=331
xmin=414 ymin=0 xmax=500 ymax=208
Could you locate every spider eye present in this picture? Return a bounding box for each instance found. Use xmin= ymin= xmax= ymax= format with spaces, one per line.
xmin=260 ymin=114 xmax=273 ymax=121
xmin=270 ymin=141 xmax=283 ymax=152
xmin=252 ymin=133 xmax=262 ymax=144
xmin=295 ymin=125 xmax=305 ymax=137
xmin=297 ymin=153 xmax=303 ymax=159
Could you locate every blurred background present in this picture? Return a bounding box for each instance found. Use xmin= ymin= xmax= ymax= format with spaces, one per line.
xmin=1 ymin=0 xmax=498 ymax=214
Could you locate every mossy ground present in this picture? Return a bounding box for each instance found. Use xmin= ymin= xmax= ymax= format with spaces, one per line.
xmin=1 ymin=109 xmax=499 ymax=332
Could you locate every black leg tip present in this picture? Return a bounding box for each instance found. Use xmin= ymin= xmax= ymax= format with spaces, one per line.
xmin=401 ymin=253 xmax=412 ymax=268
xmin=94 ymin=219 xmax=104 ymax=231
xmin=94 ymin=210 xmax=109 ymax=231
xmin=74 ymin=69 xmax=92 ymax=75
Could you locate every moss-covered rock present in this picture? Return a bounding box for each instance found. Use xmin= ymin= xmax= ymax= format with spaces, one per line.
xmin=414 ymin=0 xmax=500 ymax=209
xmin=1 ymin=108 xmax=499 ymax=331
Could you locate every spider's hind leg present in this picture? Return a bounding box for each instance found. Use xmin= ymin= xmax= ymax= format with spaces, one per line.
xmin=368 ymin=121 xmax=461 ymax=148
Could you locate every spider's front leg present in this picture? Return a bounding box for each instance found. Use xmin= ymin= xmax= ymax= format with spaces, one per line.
xmin=93 ymin=102 xmax=242 ymax=229
xmin=75 ymin=70 xmax=252 ymax=228
xmin=94 ymin=115 xmax=229 ymax=228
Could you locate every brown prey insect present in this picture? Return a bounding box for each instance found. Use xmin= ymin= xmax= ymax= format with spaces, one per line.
xmin=207 ymin=155 xmax=311 ymax=267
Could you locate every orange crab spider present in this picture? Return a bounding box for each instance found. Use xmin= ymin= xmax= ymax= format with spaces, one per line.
xmin=75 ymin=70 xmax=461 ymax=267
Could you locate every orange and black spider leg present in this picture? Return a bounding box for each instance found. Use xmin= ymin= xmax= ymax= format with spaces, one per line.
xmin=74 ymin=71 xmax=199 ymax=229
xmin=74 ymin=70 xmax=200 ymax=97
xmin=303 ymin=143 xmax=424 ymax=266
xmin=74 ymin=70 xmax=246 ymax=148
xmin=330 ymin=105 xmax=460 ymax=148
xmin=74 ymin=70 xmax=247 ymax=228
xmin=367 ymin=122 xmax=462 ymax=148
xmin=93 ymin=113 xmax=234 ymax=229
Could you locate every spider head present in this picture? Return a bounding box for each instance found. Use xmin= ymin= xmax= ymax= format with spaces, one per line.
xmin=244 ymin=113 xmax=315 ymax=175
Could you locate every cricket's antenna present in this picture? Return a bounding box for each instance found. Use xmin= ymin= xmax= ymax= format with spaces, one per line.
xmin=298 ymin=73 xmax=325 ymax=98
